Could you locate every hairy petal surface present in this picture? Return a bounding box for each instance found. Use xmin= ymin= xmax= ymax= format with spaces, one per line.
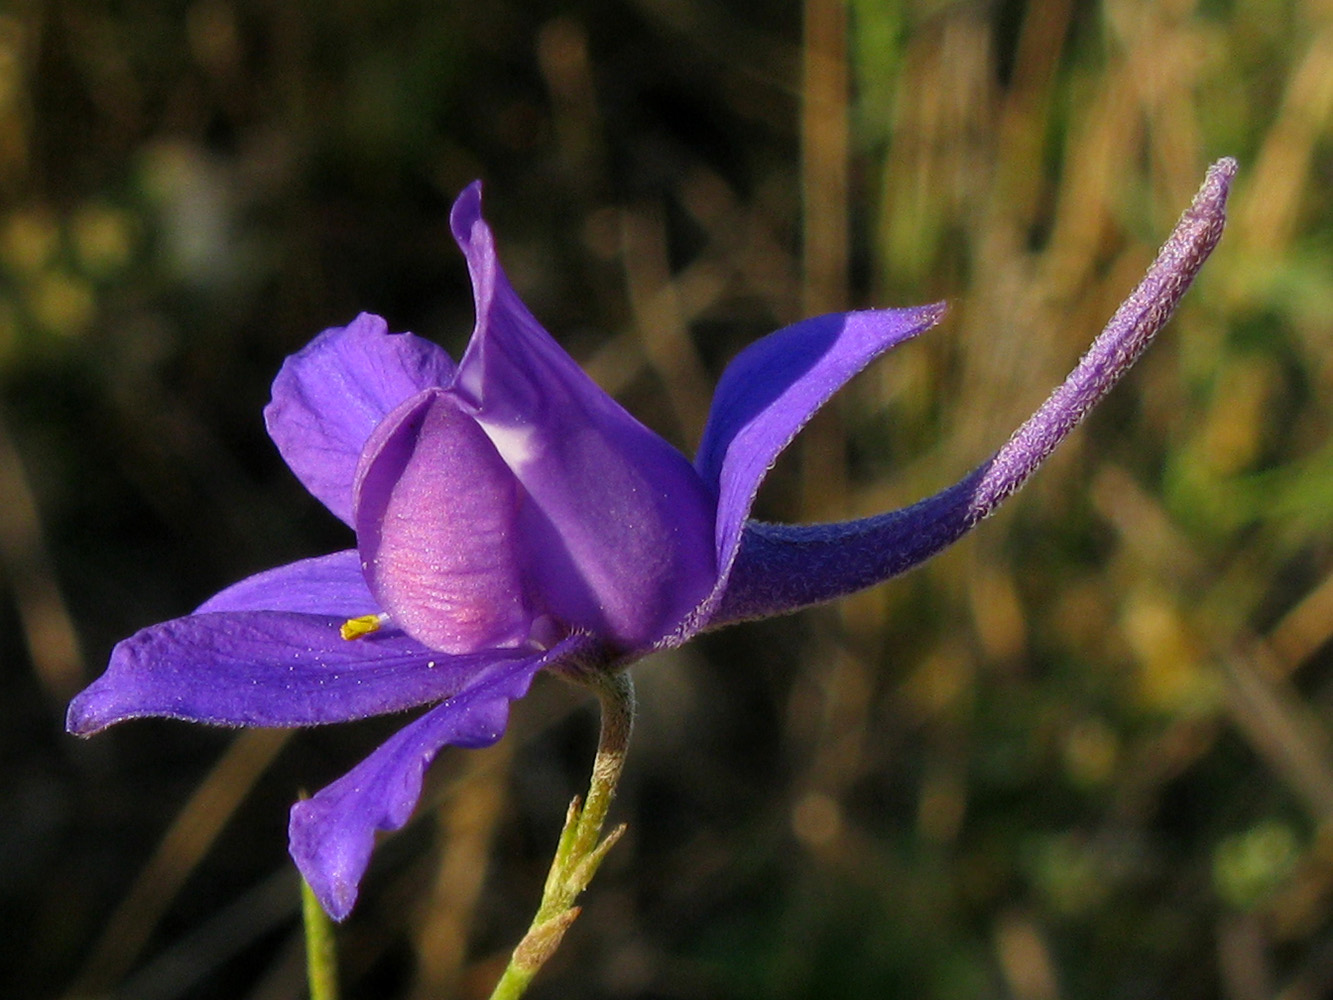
xmin=713 ymin=158 xmax=1236 ymax=625
xmin=682 ymin=304 xmax=945 ymax=634
xmin=265 ymin=313 xmax=456 ymax=525
xmin=195 ymin=550 xmax=376 ymax=616
xmin=289 ymin=633 xmax=593 ymax=920
xmin=449 ymin=183 xmax=715 ymax=649
xmin=65 ymin=612 xmax=544 ymax=733
xmin=354 ymin=388 xmax=534 ymax=653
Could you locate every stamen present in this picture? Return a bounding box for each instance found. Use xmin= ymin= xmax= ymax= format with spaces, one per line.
xmin=340 ymin=613 xmax=388 ymax=640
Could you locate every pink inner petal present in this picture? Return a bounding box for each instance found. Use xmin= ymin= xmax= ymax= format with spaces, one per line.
xmin=354 ymin=388 xmax=535 ymax=653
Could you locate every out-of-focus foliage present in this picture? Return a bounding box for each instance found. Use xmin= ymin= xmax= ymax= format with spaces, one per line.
xmin=6 ymin=1 xmax=1333 ymax=998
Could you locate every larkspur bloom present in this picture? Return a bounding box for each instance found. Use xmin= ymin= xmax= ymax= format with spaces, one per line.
xmin=68 ymin=160 xmax=1235 ymax=920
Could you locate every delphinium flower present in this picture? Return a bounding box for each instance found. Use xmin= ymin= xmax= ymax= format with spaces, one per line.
xmin=67 ymin=160 xmax=1235 ymax=937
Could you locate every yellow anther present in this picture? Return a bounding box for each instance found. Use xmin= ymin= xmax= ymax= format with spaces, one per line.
xmin=340 ymin=614 xmax=385 ymax=641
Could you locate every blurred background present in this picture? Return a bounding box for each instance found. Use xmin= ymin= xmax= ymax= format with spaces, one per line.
xmin=4 ymin=0 xmax=1331 ymax=997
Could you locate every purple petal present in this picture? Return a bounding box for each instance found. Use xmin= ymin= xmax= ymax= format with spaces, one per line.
xmin=289 ymin=633 xmax=592 ymax=920
xmin=353 ymin=388 xmax=534 ymax=653
xmin=195 ymin=550 xmax=376 ymax=616
xmin=683 ymin=304 xmax=945 ymax=632
xmin=712 ymin=158 xmax=1236 ymax=625
xmin=66 ymin=611 xmax=549 ymax=733
xmin=448 ymin=183 xmax=716 ymax=650
xmin=265 ymin=313 xmax=456 ymax=525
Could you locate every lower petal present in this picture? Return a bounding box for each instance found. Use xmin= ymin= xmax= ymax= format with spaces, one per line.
xmin=288 ymin=633 xmax=593 ymax=920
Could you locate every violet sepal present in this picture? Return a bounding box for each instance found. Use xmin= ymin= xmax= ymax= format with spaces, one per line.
xmin=450 ymin=183 xmax=718 ymax=650
xmin=67 ymin=612 xmax=555 ymax=731
xmin=289 ymin=633 xmax=593 ymax=921
xmin=265 ymin=313 xmax=456 ymax=526
xmin=195 ymin=550 xmax=374 ymax=616
xmin=681 ymin=302 xmax=947 ymax=639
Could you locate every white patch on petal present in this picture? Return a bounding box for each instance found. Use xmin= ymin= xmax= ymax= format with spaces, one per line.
xmin=480 ymin=422 xmax=537 ymax=469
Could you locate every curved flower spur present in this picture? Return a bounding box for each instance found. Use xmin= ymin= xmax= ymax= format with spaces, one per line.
xmin=68 ymin=160 xmax=1235 ymax=923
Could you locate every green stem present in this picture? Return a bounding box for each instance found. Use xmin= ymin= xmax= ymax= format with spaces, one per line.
xmin=301 ymin=873 xmax=340 ymax=1000
xmin=489 ymin=669 xmax=636 ymax=1000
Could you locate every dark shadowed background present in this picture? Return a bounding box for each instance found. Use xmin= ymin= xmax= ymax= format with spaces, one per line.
xmin=6 ymin=1 xmax=1333 ymax=997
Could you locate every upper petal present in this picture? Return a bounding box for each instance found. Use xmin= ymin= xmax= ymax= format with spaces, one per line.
xmin=289 ymin=632 xmax=593 ymax=920
xmin=265 ymin=313 xmax=456 ymax=525
xmin=195 ymin=550 xmax=375 ymax=616
xmin=353 ymin=388 xmax=535 ymax=653
xmin=66 ymin=611 xmax=544 ymax=733
xmin=447 ymin=183 xmax=716 ymax=650
xmin=686 ymin=304 xmax=946 ymax=631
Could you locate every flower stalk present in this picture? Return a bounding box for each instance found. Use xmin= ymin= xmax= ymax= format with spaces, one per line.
xmin=489 ymin=670 xmax=635 ymax=1000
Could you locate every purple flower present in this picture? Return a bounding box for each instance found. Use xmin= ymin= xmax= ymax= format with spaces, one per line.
xmin=67 ymin=161 xmax=1235 ymax=920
